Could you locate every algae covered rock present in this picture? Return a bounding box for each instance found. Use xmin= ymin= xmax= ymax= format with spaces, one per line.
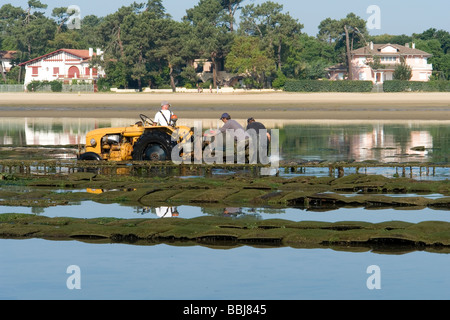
xmin=1 ymin=213 xmax=449 ymax=252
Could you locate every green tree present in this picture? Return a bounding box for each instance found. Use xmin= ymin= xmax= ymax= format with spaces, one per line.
xmin=369 ymin=34 xmax=412 ymax=46
xmin=51 ymin=7 xmax=69 ymax=33
xmin=341 ymin=14 xmax=368 ymax=80
xmin=180 ymin=65 xmax=199 ymax=87
xmin=184 ymin=0 xmax=232 ymax=87
xmin=26 ymin=0 xmax=47 ymax=24
xmin=48 ymin=30 xmax=82 ymax=50
xmin=94 ymin=4 xmax=141 ymax=88
xmin=20 ymin=16 xmax=56 ymax=59
xmin=145 ymin=0 xmax=170 ymax=18
xmin=435 ymin=54 xmax=450 ymax=80
xmin=0 ymin=4 xmax=26 ymax=49
xmin=414 ymin=30 xmax=450 ymax=80
xmin=317 ymin=18 xmax=341 ymax=44
xmin=78 ymin=15 xmax=104 ymax=49
xmin=1 ymin=2 xmax=55 ymax=61
xmin=318 ymin=13 xmax=368 ymax=80
xmin=365 ymin=55 xmax=382 ymax=70
xmin=153 ymin=20 xmax=195 ymax=91
xmin=414 ymin=28 xmax=450 ymax=53
xmin=239 ymin=1 xmax=303 ymax=71
xmin=0 ymin=4 xmax=27 ymax=82
xmin=220 ymin=0 xmax=245 ymax=32
xmin=98 ymin=5 xmax=138 ymax=60
xmin=393 ymin=57 xmax=412 ymax=80
xmin=120 ymin=9 xmax=154 ymax=90
xmin=225 ymin=36 xmax=275 ymax=87
xmin=103 ymin=60 xmax=128 ymax=88
xmin=282 ymin=34 xmax=334 ymax=80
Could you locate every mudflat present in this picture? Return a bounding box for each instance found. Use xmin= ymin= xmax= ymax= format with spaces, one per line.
xmin=0 ymin=91 xmax=449 ymax=120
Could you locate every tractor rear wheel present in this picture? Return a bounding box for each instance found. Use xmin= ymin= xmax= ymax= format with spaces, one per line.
xmin=132 ymin=131 xmax=175 ymax=161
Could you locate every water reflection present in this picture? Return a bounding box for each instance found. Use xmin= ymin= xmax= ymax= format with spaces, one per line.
xmin=1 ymin=118 xmax=449 ymax=163
xmin=280 ymin=121 xmax=449 ymax=163
xmin=140 ymin=206 xmax=180 ymax=218
xmin=2 ymin=202 xmax=449 ymax=223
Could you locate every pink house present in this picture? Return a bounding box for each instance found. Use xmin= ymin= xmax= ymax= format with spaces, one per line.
xmin=327 ymin=42 xmax=433 ymax=83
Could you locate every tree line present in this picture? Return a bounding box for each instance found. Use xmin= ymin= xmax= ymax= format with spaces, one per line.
xmin=1 ymin=0 xmax=449 ymax=89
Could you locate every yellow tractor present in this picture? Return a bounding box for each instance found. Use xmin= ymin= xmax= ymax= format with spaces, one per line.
xmin=78 ymin=114 xmax=193 ymax=161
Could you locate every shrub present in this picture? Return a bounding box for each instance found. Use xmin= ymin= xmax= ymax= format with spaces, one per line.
xmin=50 ymin=80 xmax=62 ymax=92
xmin=284 ymin=80 xmax=373 ymax=92
xmin=27 ymin=81 xmax=50 ymax=92
xmin=383 ymin=80 xmax=450 ymax=92
xmin=393 ymin=57 xmax=412 ymax=80
xmin=272 ymin=71 xmax=287 ymax=89
xmin=96 ymin=78 xmax=111 ymax=92
xmin=201 ymin=80 xmax=213 ymax=89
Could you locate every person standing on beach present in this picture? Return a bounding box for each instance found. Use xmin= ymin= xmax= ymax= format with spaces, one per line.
xmin=153 ymin=101 xmax=173 ymax=126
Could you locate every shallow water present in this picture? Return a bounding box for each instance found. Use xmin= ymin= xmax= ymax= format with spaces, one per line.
xmin=1 ymin=117 xmax=450 ymax=164
xmin=1 ymin=117 xmax=449 ymax=300
xmin=1 ymin=201 xmax=449 ymax=223
xmin=1 ymin=239 xmax=449 ymax=300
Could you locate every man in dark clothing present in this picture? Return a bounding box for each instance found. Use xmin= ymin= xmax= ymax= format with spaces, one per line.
xmin=246 ymin=117 xmax=271 ymax=142
xmin=246 ymin=117 xmax=270 ymax=164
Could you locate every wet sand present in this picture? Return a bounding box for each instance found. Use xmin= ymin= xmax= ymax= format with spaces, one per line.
xmin=0 ymin=91 xmax=449 ymax=120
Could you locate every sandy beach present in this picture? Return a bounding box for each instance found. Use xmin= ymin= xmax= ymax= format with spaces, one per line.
xmin=0 ymin=91 xmax=449 ymax=120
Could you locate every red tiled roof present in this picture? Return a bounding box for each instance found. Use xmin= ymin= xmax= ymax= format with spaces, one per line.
xmin=352 ymin=43 xmax=432 ymax=57
xmin=62 ymin=49 xmax=91 ymax=59
xmin=18 ymin=49 xmax=95 ymax=66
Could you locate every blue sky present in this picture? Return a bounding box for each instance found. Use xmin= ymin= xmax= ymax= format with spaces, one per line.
xmin=9 ymin=0 xmax=450 ymax=36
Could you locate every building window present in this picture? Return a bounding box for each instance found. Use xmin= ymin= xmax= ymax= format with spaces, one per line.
xmin=85 ymin=67 xmax=90 ymax=76
xmin=32 ymin=67 xmax=39 ymax=76
xmin=381 ymin=56 xmax=396 ymax=63
xmin=53 ymin=67 xmax=59 ymax=76
xmin=92 ymin=68 xmax=98 ymax=76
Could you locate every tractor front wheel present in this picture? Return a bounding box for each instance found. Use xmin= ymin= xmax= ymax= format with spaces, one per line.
xmin=132 ymin=131 xmax=175 ymax=161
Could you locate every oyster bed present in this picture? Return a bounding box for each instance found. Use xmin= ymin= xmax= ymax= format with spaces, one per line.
xmin=0 ymin=169 xmax=449 ymax=251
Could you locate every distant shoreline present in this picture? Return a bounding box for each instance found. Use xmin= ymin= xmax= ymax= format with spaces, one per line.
xmin=0 ymin=92 xmax=449 ymax=120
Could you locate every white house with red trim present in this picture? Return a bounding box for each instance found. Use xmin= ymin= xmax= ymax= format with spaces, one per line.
xmin=19 ymin=48 xmax=105 ymax=87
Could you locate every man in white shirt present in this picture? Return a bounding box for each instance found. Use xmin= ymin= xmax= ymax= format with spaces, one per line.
xmin=154 ymin=101 xmax=173 ymax=126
